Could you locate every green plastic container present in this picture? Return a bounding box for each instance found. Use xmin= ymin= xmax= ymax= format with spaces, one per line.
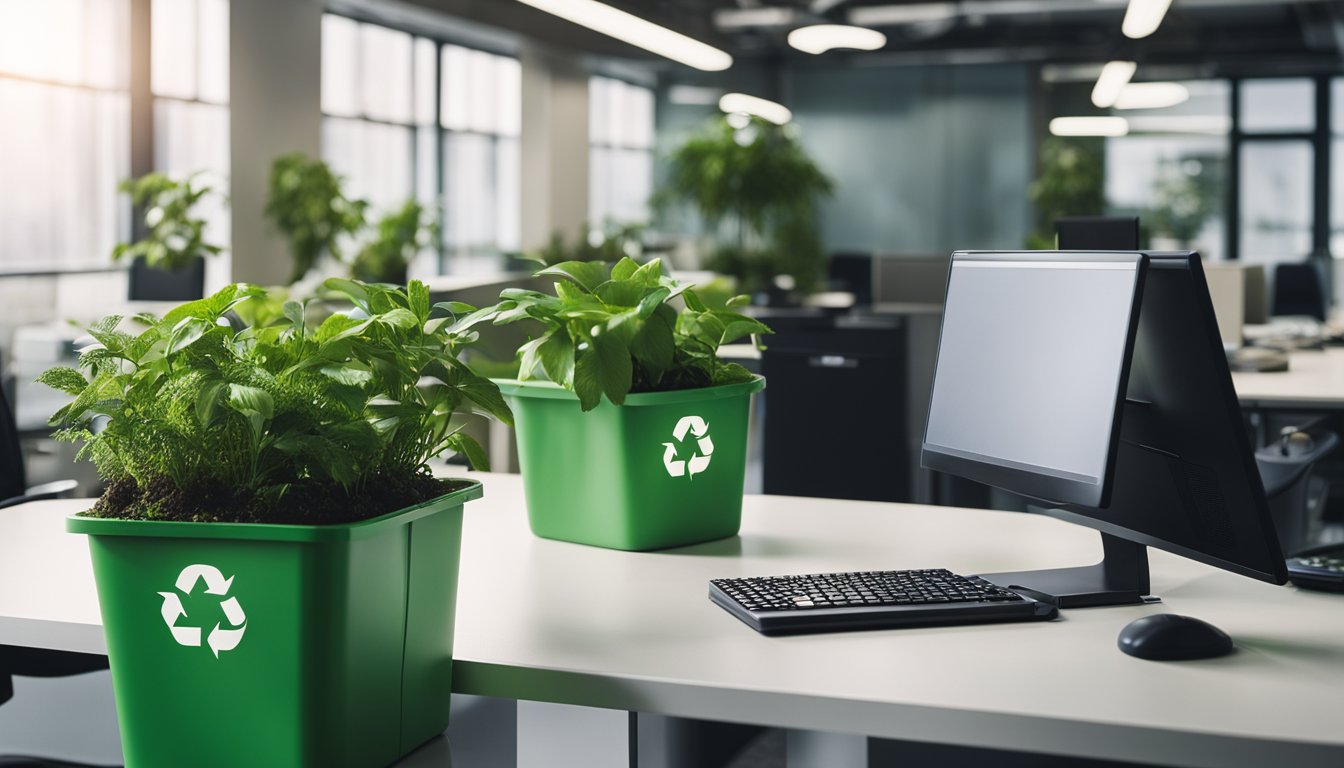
xmin=497 ymin=376 xmax=765 ymax=551
xmin=66 ymin=481 xmax=482 ymax=768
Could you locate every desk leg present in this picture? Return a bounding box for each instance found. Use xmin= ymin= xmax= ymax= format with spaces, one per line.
xmin=516 ymin=700 xmax=634 ymax=768
xmin=787 ymin=730 xmax=868 ymax=768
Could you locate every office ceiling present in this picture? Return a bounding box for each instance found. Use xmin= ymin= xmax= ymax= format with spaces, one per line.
xmin=407 ymin=1 xmax=1343 ymax=73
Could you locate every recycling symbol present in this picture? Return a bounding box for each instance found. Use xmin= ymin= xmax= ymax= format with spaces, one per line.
xmin=662 ymin=415 xmax=714 ymax=478
xmin=157 ymin=563 xmax=246 ymax=658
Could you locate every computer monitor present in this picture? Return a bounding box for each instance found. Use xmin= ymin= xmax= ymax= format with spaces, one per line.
xmin=922 ymin=251 xmax=1287 ymax=608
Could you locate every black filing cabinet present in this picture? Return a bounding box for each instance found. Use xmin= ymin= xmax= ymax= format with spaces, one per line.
xmin=761 ymin=312 xmax=909 ymax=502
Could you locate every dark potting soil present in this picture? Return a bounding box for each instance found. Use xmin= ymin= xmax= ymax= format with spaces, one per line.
xmin=85 ymin=471 xmax=471 ymax=525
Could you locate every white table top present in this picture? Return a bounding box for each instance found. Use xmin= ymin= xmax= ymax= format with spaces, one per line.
xmin=4 ymin=473 xmax=1343 ymax=767
xmin=1231 ymin=346 xmax=1344 ymax=407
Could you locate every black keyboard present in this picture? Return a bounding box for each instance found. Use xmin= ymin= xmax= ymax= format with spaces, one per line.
xmin=710 ymin=569 xmax=1058 ymax=635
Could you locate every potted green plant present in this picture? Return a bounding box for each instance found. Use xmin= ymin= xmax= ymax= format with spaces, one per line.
xmin=351 ymin=200 xmax=437 ymax=285
xmin=1026 ymin=136 xmax=1105 ymax=249
xmin=481 ymin=256 xmax=770 ymax=550
xmin=114 ymin=171 xmax=222 ymax=301
xmin=265 ymin=153 xmax=368 ymax=284
xmin=657 ymin=115 xmax=833 ymax=297
xmin=38 ymin=279 xmax=511 ymax=768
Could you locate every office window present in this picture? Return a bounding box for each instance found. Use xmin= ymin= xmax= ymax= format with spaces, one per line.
xmin=0 ymin=0 xmax=131 ymax=273
xmin=1240 ymin=141 xmax=1314 ymax=264
xmin=589 ymin=76 xmax=655 ymax=227
xmin=1104 ymin=81 xmax=1229 ymax=260
xmin=1240 ymin=78 xmax=1315 ymax=134
xmin=441 ymin=44 xmax=521 ymax=265
xmin=152 ymin=0 xmax=230 ymax=255
xmin=321 ymin=15 xmax=435 ymax=216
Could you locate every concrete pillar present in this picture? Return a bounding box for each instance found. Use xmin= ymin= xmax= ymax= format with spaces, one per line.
xmin=519 ymin=46 xmax=589 ymax=251
xmin=228 ymin=0 xmax=323 ymax=285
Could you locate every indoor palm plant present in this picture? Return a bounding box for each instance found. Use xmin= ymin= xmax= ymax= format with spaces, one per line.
xmin=40 ymin=279 xmax=510 ymax=768
xmin=482 ymin=256 xmax=770 ymax=550
xmin=114 ymin=171 xmax=222 ymax=301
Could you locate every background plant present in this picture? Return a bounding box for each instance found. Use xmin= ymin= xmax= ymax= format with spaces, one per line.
xmin=265 ymin=153 xmax=368 ymax=284
xmin=1026 ymin=136 xmax=1106 ymax=249
xmin=656 ymin=115 xmax=833 ymax=295
xmin=350 ymin=200 xmax=438 ymax=285
xmin=525 ymin=222 xmax=648 ymax=266
xmin=39 ymin=280 xmax=511 ymax=521
xmin=481 ymin=257 xmax=771 ymax=411
xmin=113 ymin=172 xmax=222 ymax=271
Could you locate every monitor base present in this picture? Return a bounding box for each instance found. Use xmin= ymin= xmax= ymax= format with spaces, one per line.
xmin=977 ymin=532 xmax=1151 ymax=608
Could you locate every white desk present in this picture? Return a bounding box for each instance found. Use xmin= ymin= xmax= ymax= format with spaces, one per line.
xmin=3 ymin=473 xmax=1343 ymax=767
xmin=1230 ymin=347 xmax=1344 ymax=409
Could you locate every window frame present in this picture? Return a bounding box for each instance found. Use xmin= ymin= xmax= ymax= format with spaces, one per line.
xmin=320 ymin=10 xmax=524 ymax=275
xmin=1227 ymin=75 xmax=1336 ymax=262
xmin=588 ymin=73 xmax=656 ymax=229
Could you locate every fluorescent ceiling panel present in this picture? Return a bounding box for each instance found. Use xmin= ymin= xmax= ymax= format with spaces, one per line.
xmin=516 ymin=0 xmax=732 ymax=71
xmin=719 ymin=92 xmax=792 ymax=125
xmin=788 ymin=24 xmax=887 ymax=55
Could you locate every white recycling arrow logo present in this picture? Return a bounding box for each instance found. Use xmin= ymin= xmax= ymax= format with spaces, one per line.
xmin=157 ymin=563 xmax=246 ymax=658
xmin=662 ymin=415 xmax=715 ymax=478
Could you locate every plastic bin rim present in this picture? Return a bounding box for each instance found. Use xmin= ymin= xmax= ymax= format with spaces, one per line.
xmin=494 ymin=375 xmax=765 ymax=405
xmin=65 ymin=479 xmax=483 ymax=542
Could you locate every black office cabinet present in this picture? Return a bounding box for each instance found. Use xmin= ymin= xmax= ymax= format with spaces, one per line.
xmin=761 ymin=312 xmax=908 ymax=502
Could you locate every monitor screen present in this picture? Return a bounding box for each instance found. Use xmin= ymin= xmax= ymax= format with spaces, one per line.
xmin=923 ymin=252 xmax=1144 ymax=507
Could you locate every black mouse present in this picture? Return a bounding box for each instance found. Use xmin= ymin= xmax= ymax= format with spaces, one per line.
xmin=1117 ymin=614 xmax=1234 ymax=661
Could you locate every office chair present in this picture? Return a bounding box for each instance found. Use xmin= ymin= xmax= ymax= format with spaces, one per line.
xmin=1256 ymin=428 xmax=1340 ymax=555
xmin=1271 ymin=263 xmax=1327 ymax=321
xmin=0 ymin=377 xmax=77 ymax=509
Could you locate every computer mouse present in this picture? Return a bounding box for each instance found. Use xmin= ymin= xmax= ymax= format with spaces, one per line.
xmin=1117 ymin=614 xmax=1234 ymax=661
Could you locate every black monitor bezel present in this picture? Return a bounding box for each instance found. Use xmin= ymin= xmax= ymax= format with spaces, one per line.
xmin=921 ymin=250 xmax=1148 ymax=509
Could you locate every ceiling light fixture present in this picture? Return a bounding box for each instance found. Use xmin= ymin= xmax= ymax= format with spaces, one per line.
xmin=1091 ymin=60 xmax=1136 ymax=108
xmin=1113 ymin=81 xmax=1190 ymax=110
xmin=719 ymin=93 xmax=792 ymax=125
xmin=1122 ymin=0 xmax=1173 ymax=39
xmin=514 ymin=0 xmax=733 ymax=72
xmin=1049 ymin=116 xmax=1130 ymax=137
xmin=848 ymin=3 xmax=957 ymax=27
xmin=788 ymin=24 xmax=888 ymax=55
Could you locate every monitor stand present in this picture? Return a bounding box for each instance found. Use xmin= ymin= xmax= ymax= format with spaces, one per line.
xmin=975 ymin=532 xmax=1151 ymax=608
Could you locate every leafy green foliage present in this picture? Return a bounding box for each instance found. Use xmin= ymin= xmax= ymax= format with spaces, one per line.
xmin=482 ymin=257 xmax=770 ymax=411
xmin=1027 ymin=136 xmax=1105 ymax=249
xmin=40 ymin=280 xmax=511 ymax=520
xmin=265 ymin=154 xmax=368 ymax=284
xmin=351 ymin=200 xmax=437 ymax=285
xmin=1144 ymin=153 xmax=1223 ymax=245
xmin=523 ymin=222 xmax=647 ymax=267
xmin=656 ymin=115 xmax=833 ymax=294
xmin=113 ymin=172 xmax=222 ymax=271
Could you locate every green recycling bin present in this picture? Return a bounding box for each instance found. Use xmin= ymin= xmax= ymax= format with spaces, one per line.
xmin=497 ymin=376 xmax=765 ymax=551
xmin=66 ymin=481 xmax=481 ymax=768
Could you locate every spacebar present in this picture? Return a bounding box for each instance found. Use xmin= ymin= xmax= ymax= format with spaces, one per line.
xmin=758 ymin=600 xmax=1042 ymax=634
